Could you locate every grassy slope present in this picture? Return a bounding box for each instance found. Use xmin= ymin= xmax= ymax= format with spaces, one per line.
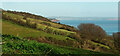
xmin=3 ymin=12 xmax=76 ymax=36
xmin=2 ymin=35 xmax=105 ymax=55
xmin=2 ymin=19 xmax=113 ymax=52
xmin=2 ymin=20 xmax=107 ymax=55
xmin=2 ymin=11 xmax=118 ymax=55
xmin=2 ymin=19 xmax=75 ymax=41
xmin=2 ymin=14 xmax=113 ymax=53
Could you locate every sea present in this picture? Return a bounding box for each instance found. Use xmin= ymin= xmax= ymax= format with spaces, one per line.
xmin=56 ymin=17 xmax=119 ymax=35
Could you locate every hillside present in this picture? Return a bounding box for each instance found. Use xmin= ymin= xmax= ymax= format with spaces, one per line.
xmin=2 ymin=34 xmax=106 ymax=55
xmin=1 ymin=10 xmax=120 ymax=55
xmin=2 ymin=19 xmax=79 ymax=47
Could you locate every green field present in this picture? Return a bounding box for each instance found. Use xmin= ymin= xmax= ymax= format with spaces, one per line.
xmin=2 ymin=19 xmax=76 ymax=41
xmin=2 ymin=35 xmax=105 ymax=55
xmin=3 ymin=12 xmax=76 ymax=36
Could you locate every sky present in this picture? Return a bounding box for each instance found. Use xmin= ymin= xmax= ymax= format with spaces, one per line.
xmin=2 ymin=2 xmax=118 ymax=17
xmin=1 ymin=0 xmax=119 ymax=2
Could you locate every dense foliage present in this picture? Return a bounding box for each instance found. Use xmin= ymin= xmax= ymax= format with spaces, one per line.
xmin=113 ymin=32 xmax=120 ymax=52
xmin=2 ymin=34 xmax=108 ymax=56
xmin=78 ymin=23 xmax=107 ymax=41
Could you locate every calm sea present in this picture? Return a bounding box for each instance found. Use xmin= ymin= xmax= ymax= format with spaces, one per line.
xmin=58 ymin=17 xmax=118 ymax=35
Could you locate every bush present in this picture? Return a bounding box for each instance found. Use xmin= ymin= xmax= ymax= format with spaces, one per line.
xmin=78 ymin=23 xmax=107 ymax=40
xmin=41 ymin=22 xmax=51 ymax=26
xmin=113 ymin=32 xmax=120 ymax=51
xmin=59 ymin=27 xmax=72 ymax=31
xmin=23 ymin=16 xmax=27 ymax=20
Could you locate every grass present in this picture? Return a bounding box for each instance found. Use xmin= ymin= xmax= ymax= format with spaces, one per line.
xmin=2 ymin=34 xmax=109 ymax=55
xmin=3 ymin=12 xmax=76 ymax=36
xmin=2 ymin=12 xmax=80 ymax=48
xmin=88 ymin=40 xmax=111 ymax=49
xmin=2 ymin=19 xmax=75 ymax=41
xmin=2 ymin=11 xmax=119 ymax=55
xmin=2 ymin=18 xmax=118 ymax=56
xmin=27 ymin=17 xmax=63 ymax=28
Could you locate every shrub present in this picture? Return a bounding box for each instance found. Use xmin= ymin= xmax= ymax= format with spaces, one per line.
xmin=113 ymin=32 xmax=120 ymax=51
xmin=41 ymin=22 xmax=51 ymax=26
xmin=78 ymin=23 xmax=107 ymax=40
xmin=26 ymin=19 xmax=31 ymax=26
xmin=23 ymin=16 xmax=27 ymax=20
xmin=18 ymin=19 xmax=26 ymax=26
xmin=59 ymin=27 xmax=72 ymax=31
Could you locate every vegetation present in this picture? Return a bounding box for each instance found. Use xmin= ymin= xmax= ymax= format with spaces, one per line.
xmin=2 ymin=34 xmax=107 ymax=55
xmin=77 ymin=23 xmax=120 ymax=54
xmin=78 ymin=23 xmax=106 ymax=39
xmin=2 ymin=19 xmax=80 ymax=47
xmin=113 ymin=32 xmax=120 ymax=52
xmin=3 ymin=10 xmax=76 ymax=31
xmin=2 ymin=12 xmax=76 ymax=37
xmin=1 ymin=10 xmax=120 ymax=55
xmin=77 ymin=23 xmax=110 ymax=44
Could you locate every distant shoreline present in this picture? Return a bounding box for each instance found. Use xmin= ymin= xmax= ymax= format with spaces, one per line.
xmin=58 ymin=19 xmax=118 ymax=35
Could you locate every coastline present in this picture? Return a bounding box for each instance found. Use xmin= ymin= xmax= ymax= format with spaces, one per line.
xmin=58 ymin=18 xmax=118 ymax=35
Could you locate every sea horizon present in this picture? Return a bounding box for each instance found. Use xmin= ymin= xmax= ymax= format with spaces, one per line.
xmin=51 ymin=17 xmax=119 ymax=35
